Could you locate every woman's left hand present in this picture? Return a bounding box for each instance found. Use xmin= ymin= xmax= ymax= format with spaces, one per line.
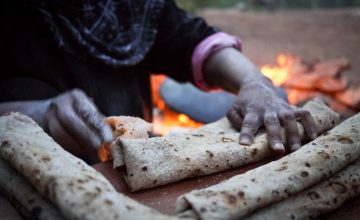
xmin=203 ymin=47 xmax=317 ymax=153
xmin=227 ymin=78 xmax=317 ymax=153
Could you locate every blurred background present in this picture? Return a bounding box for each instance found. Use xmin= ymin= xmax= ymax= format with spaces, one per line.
xmin=176 ymin=0 xmax=360 ymax=12
xmin=174 ymin=0 xmax=360 ymax=82
xmin=152 ymin=0 xmax=360 ymax=135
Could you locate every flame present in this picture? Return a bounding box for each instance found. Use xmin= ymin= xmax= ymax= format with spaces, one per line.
xmin=287 ymin=89 xmax=301 ymax=105
xmin=151 ymin=75 xmax=203 ymax=135
xmin=260 ymin=54 xmax=309 ymax=104
xmin=260 ymin=54 xmax=296 ymax=86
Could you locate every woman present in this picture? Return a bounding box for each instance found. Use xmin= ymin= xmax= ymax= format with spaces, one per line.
xmin=0 ymin=0 xmax=316 ymax=163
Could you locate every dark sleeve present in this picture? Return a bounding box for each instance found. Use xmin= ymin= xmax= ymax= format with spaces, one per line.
xmin=0 ymin=0 xmax=62 ymax=102
xmin=144 ymin=0 xmax=218 ymax=83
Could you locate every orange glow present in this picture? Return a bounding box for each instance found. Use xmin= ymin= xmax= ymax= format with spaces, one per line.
xmin=286 ymin=89 xmax=321 ymax=105
xmin=287 ymin=89 xmax=301 ymax=105
xmin=260 ymin=54 xmax=298 ymax=86
xmin=261 ymin=64 xmax=289 ymax=86
xmin=277 ymin=54 xmax=287 ymax=66
xmin=151 ymin=75 xmax=203 ymax=135
xmin=178 ymin=114 xmax=190 ymax=124
xmin=98 ymin=143 xmax=111 ymax=162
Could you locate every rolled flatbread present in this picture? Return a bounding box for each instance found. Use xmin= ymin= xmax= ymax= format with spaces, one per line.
xmin=195 ymin=117 xmax=238 ymax=134
xmin=0 ymin=112 xmax=178 ymax=220
xmin=244 ymin=159 xmax=360 ymax=220
xmin=175 ymin=112 xmax=360 ymax=219
xmin=116 ymin=99 xmax=339 ymax=191
xmin=0 ymin=158 xmax=64 ymax=220
xmin=98 ymin=116 xmax=153 ymax=165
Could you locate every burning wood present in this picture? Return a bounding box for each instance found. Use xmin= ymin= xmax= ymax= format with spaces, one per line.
xmin=313 ymin=57 xmax=350 ymax=78
xmin=283 ymin=73 xmax=348 ymax=94
xmin=261 ymin=54 xmax=359 ymax=116
xmin=336 ymin=85 xmax=360 ymax=110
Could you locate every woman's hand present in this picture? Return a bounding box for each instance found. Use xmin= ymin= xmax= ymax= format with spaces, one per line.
xmin=227 ymin=80 xmax=317 ymax=153
xmin=43 ymin=89 xmax=112 ymax=163
xmin=0 ymin=89 xmax=112 ymax=163
xmin=203 ymin=48 xmax=317 ymax=152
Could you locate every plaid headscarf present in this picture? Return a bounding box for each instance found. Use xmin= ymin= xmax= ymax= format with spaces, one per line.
xmin=32 ymin=0 xmax=166 ymax=68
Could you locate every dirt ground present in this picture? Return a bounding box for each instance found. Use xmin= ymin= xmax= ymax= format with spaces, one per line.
xmin=199 ymin=8 xmax=360 ymax=84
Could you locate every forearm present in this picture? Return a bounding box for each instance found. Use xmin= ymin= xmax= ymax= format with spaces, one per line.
xmin=203 ymin=47 xmax=271 ymax=93
xmin=0 ymin=100 xmax=50 ymax=128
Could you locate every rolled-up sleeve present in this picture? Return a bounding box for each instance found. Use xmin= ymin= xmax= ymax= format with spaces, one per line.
xmin=192 ymin=32 xmax=242 ymax=90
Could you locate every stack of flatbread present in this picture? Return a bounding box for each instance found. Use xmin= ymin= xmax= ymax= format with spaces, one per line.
xmin=0 ymin=113 xmax=178 ymax=220
xmin=112 ymin=99 xmax=340 ymax=191
xmin=176 ymin=111 xmax=360 ymax=220
xmin=1 ymin=98 xmax=359 ymax=220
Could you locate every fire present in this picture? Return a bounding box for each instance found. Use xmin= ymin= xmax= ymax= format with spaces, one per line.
xmin=260 ymin=54 xmax=306 ymax=104
xmin=286 ymin=89 xmax=319 ymax=105
xmin=260 ymin=54 xmax=296 ymax=86
xmin=151 ymin=75 xmax=203 ymax=135
xmin=178 ymin=114 xmax=191 ymax=124
xmin=287 ymin=89 xmax=301 ymax=105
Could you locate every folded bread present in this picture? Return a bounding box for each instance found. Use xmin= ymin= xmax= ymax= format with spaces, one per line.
xmin=175 ymin=111 xmax=360 ymax=219
xmin=98 ymin=116 xmax=153 ymax=164
xmin=115 ymin=100 xmax=339 ymax=191
xmin=244 ymin=159 xmax=360 ymax=220
xmin=0 ymin=158 xmax=64 ymax=220
xmin=0 ymin=112 xmax=178 ymax=220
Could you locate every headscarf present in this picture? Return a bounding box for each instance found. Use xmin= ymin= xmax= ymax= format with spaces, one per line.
xmin=31 ymin=0 xmax=166 ymax=68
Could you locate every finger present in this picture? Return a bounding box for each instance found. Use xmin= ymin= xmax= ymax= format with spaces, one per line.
xmin=54 ymin=101 xmax=102 ymax=152
xmin=295 ymin=109 xmax=317 ymax=140
xmin=279 ymin=111 xmax=301 ymax=151
xmin=239 ymin=113 xmax=261 ymax=145
xmin=264 ymin=112 xmax=285 ymax=153
xmin=71 ymin=90 xmax=112 ymax=144
xmin=226 ymin=107 xmax=243 ymax=131
xmin=46 ymin=106 xmax=87 ymax=157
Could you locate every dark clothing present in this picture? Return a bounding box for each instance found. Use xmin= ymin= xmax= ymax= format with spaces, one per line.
xmin=0 ymin=0 xmax=216 ymax=120
xmin=32 ymin=0 xmax=166 ymax=67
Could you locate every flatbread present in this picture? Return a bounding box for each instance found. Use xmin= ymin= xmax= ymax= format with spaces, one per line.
xmin=0 ymin=158 xmax=64 ymax=220
xmin=195 ymin=117 xmax=237 ymax=134
xmin=98 ymin=116 xmax=153 ymax=164
xmin=106 ymin=116 xmax=153 ymax=139
xmin=244 ymin=159 xmax=360 ymax=220
xmin=175 ymin=112 xmax=360 ymax=219
xmin=116 ymin=99 xmax=339 ymax=191
xmin=0 ymin=112 xmax=178 ymax=220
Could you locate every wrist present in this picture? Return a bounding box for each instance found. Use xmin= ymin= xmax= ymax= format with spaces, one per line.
xmin=204 ymin=47 xmax=268 ymax=93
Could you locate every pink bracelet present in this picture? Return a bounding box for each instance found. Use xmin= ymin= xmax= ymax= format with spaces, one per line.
xmin=192 ymin=32 xmax=242 ymax=90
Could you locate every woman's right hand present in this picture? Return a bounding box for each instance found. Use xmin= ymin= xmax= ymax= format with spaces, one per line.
xmin=43 ymin=89 xmax=112 ymax=163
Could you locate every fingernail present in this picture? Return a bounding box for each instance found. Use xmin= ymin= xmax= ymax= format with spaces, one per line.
xmin=292 ymin=143 xmax=301 ymax=151
xmin=240 ymin=137 xmax=251 ymax=145
xmin=273 ymin=143 xmax=285 ymax=151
